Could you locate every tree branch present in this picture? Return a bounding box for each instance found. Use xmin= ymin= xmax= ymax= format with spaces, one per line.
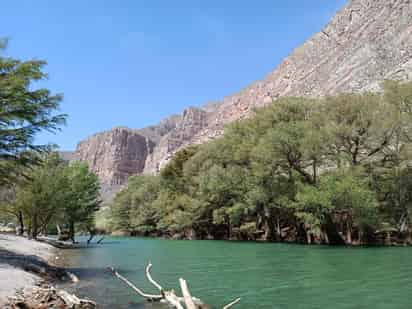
xmin=179 ymin=278 xmax=197 ymax=309
xmin=223 ymin=298 xmax=241 ymax=309
xmin=108 ymin=267 xmax=163 ymax=301
xmin=145 ymin=262 xmax=164 ymax=292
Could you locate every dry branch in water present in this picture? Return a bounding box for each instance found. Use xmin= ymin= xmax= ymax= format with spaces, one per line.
xmin=109 ymin=262 xmax=241 ymax=309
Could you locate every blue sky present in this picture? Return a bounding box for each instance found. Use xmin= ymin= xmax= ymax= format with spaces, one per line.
xmin=1 ymin=0 xmax=346 ymax=150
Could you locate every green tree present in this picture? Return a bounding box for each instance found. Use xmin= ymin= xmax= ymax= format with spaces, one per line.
xmin=61 ymin=162 xmax=101 ymax=243
xmin=323 ymin=93 xmax=393 ymax=167
xmin=0 ymin=39 xmax=66 ymax=185
xmin=108 ymin=81 xmax=412 ymax=245
xmin=110 ymin=188 xmax=133 ymax=233
xmin=128 ymin=175 xmax=161 ymax=235
xmin=15 ymin=153 xmax=67 ymax=239
xmin=293 ymin=170 xmax=378 ymax=244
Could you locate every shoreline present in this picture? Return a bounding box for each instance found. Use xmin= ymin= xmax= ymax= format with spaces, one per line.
xmin=0 ymin=233 xmax=95 ymax=308
xmin=0 ymin=233 xmax=57 ymax=306
xmin=110 ymin=231 xmax=412 ymax=247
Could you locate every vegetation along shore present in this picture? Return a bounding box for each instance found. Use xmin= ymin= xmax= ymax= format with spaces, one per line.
xmin=108 ymin=81 xmax=412 ymax=246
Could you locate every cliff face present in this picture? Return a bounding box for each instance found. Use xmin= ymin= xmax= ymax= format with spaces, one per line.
xmin=74 ymin=0 xmax=412 ymax=200
xmin=75 ymin=128 xmax=155 ymax=199
xmin=143 ymin=107 xmax=208 ymax=174
xmin=75 ymin=108 xmax=208 ymax=198
xmin=198 ymin=0 xmax=412 ymax=134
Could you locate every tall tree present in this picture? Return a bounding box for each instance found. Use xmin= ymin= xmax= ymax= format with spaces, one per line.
xmin=15 ymin=153 xmax=67 ymax=239
xmin=0 ymin=39 xmax=66 ymax=185
xmin=62 ymin=162 xmax=101 ymax=243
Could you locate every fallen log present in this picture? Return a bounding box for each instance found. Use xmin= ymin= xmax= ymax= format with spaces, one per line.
xmin=179 ymin=278 xmax=197 ymax=309
xmin=109 ymin=262 xmax=240 ymax=309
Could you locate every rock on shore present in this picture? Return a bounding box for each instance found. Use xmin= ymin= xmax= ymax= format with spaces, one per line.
xmin=0 ymin=234 xmax=96 ymax=308
xmin=0 ymin=234 xmax=56 ymax=306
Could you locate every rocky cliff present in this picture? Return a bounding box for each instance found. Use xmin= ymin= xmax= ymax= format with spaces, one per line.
xmin=74 ymin=0 xmax=412 ymax=200
xmin=75 ymin=128 xmax=155 ymax=200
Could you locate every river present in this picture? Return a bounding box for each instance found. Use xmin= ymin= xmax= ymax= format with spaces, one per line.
xmin=57 ymin=237 xmax=412 ymax=308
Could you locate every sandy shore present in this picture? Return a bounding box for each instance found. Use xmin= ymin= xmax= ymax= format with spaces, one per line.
xmin=0 ymin=234 xmax=57 ymax=306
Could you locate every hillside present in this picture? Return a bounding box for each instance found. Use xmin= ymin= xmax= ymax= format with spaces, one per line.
xmin=72 ymin=0 xmax=412 ymax=200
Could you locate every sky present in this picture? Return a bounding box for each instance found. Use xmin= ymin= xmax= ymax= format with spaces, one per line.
xmin=0 ymin=0 xmax=346 ymax=150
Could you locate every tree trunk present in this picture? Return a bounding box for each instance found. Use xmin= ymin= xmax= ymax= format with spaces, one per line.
xmin=323 ymin=230 xmax=330 ymax=244
xmin=306 ymin=231 xmax=312 ymax=244
xmin=276 ymin=217 xmax=281 ymax=241
xmin=69 ymin=221 xmax=76 ymax=244
xmin=17 ymin=211 xmax=24 ymax=236
xmin=227 ymin=218 xmax=232 ymax=240
xmin=31 ymin=215 xmax=38 ymax=240
xmin=262 ymin=215 xmax=277 ymax=241
xmin=56 ymin=224 xmax=62 ymax=237
xmin=346 ymin=221 xmax=352 ymax=245
xmin=87 ymin=228 xmax=95 ymax=245
xmin=312 ymin=160 xmax=317 ymax=185
xmin=324 ymin=214 xmax=346 ymax=245
xmin=358 ymin=229 xmax=363 ymax=244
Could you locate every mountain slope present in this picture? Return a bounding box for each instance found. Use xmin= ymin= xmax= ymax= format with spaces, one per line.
xmin=73 ymin=0 xmax=412 ymax=200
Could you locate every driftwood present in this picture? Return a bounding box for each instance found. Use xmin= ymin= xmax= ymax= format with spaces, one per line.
xmin=57 ymin=290 xmax=96 ymax=308
xmin=8 ymin=285 xmax=96 ymax=309
xmin=223 ymin=298 xmax=241 ymax=309
xmin=37 ymin=237 xmax=82 ymax=249
xmin=38 ymin=236 xmax=105 ymax=248
xmin=109 ymin=262 xmax=241 ymax=309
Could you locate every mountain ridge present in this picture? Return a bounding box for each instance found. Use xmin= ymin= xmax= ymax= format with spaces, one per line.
xmin=70 ymin=0 xmax=412 ymax=200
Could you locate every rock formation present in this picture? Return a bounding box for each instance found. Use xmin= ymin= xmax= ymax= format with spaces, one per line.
xmin=73 ymin=0 xmax=412 ymax=200
xmin=74 ymin=128 xmax=155 ymax=200
xmin=143 ymin=107 xmax=209 ymax=174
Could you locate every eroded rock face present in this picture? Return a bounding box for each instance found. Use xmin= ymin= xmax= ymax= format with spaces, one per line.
xmin=73 ymin=0 xmax=412 ymax=200
xmin=75 ymin=127 xmax=154 ymax=187
xmin=143 ymin=107 xmax=208 ymax=174
xmin=197 ymin=0 xmax=412 ymax=135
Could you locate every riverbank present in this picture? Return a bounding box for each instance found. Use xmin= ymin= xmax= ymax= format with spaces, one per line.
xmin=0 ymin=233 xmax=56 ymax=306
xmin=0 ymin=233 xmax=95 ymax=308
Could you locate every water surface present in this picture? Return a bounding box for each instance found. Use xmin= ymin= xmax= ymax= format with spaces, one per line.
xmin=58 ymin=237 xmax=412 ymax=308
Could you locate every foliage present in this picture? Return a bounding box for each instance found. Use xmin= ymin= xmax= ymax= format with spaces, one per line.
xmin=9 ymin=153 xmax=100 ymax=240
xmin=60 ymin=161 xmax=101 ymax=241
xmin=109 ymin=81 xmax=412 ymax=245
xmin=0 ymin=39 xmax=66 ymax=185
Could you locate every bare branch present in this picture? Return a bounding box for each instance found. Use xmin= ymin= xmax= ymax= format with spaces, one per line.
xmin=164 ymin=291 xmax=185 ymax=309
xmin=108 ymin=267 xmax=163 ymax=301
xmin=223 ymin=298 xmax=241 ymax=309
xmin=109 ymin=262 xmax=238 ymax=309
xmin=146 ymin=262 xmax=164 ymax=292
xmin=179 ymin=278 xmax=197 ymax=309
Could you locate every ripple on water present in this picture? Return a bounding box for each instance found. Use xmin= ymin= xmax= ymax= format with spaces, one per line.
xmin=57 ymin=238 xmax=412 ymax=309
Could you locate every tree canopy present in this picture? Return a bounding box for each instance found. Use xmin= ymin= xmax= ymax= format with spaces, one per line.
xmin=0 ymin=39 xmax=66 ymax=185
xmin=109 ymin=80 xmax=412 ymax=245
xmin=4 ymin=153 xmax=100 ymax=241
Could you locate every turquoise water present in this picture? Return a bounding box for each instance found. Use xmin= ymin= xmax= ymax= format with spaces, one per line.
xmin=59 ymin=237 xmax=412 ymax=308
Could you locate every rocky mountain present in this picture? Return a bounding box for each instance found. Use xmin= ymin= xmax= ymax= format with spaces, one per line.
xmin=72 ymin=0 xmax=412 ymax=200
